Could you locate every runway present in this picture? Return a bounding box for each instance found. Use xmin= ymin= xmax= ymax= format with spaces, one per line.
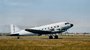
xmin=0 ymin=35 xmax=90 ymax=50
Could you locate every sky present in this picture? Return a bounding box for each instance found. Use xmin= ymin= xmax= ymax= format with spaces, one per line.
xmin=0 ymin=0 xmax=90 ymax=33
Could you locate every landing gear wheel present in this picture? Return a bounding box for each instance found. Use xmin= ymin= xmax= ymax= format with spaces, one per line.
xmin=54 ymin=35 xmax=58 ymax=39
xmin=17 ymin=36 xmax=20 ymax=39
xmin=49 ymin=36 xmax=53 ymax=39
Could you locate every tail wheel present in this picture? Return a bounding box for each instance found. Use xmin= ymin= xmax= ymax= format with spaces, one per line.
xmin=49 ymin=36 xmax=53 ymax=39
xmin=54 ymin=35 xmax=58 ymax=39
xmin=17 ymin=36 xmax=20 ymax=39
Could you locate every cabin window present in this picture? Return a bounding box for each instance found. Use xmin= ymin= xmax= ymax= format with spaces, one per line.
xmin=54 ymin=26 xmax=56 ymax=28
xmin=48 ymin=27 xmax=49 ymax=29
xmin=51 ymin=27 xmax=52 ymax=28
xmin=57 ymin=25 xmax=59 ymax=27
xmin=45 ymin=28 xmax=46 ymax=30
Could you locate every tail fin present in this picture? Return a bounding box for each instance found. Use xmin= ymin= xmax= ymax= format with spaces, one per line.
xmin=10 ymin=24 xmax=21 ymax=34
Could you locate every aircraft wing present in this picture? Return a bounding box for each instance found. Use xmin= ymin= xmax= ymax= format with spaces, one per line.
xmin=25 ymin=29 xmax=52 ymax=34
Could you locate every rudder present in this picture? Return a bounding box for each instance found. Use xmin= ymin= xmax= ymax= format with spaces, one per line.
xmin=10 ymin=24 xmax=21 ymax=34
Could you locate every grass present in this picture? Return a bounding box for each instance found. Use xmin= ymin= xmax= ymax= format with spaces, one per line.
xmin=0 ymin=35 xmax=90 ymax=50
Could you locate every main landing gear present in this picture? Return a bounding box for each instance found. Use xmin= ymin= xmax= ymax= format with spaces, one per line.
xmin=49 ymin=35 xmax=58 ymax=39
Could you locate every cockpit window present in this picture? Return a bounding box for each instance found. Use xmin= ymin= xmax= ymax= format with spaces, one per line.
xmin=65 ymin=22 xmax=69 ymax=25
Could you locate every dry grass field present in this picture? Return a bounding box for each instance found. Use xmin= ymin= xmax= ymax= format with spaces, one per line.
xmin=0 ymin=35 xmax=90 ymax=50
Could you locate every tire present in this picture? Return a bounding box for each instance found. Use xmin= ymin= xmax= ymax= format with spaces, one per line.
xmin=49 ymin=36 xmax=53 ymax=39
xmin=17 ymin=36 xmax=20 ymax=39
xmin=54 ymin=35 xmax=58 ymax=39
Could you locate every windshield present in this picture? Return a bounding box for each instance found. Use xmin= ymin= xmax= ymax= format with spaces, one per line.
xmin=65 ymin=22 xmax=69 ymax=25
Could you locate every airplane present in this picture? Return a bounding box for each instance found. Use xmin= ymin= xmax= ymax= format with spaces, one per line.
xmin=10 ymin=22 xmax=73 ymax=39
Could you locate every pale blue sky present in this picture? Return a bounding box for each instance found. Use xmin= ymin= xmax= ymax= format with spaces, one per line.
xmin=0 ymin=0 xmax=90 ymax=33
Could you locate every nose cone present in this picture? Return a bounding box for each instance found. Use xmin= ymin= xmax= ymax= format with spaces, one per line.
xmin=70 ymin=24 xmax=73 ymax=27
